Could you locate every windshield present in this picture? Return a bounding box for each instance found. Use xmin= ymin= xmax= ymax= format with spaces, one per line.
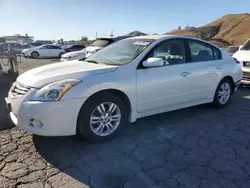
xmin=241 ymin=39 xmax=250 ymax=50
xmin=85 ymin=38 xmax=155 ymax=66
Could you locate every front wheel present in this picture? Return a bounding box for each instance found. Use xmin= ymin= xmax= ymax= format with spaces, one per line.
xmin=77 ymin=92 xmax=128 ymax=141
xmin=213 ymin=78 xmax=232 ymax=108
xmin=31 ymin=51 xmax=39 ymax=59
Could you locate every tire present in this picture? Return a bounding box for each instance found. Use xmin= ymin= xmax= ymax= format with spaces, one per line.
xmin=59 ymin=52 xmax=64 ymax=58
xmin=213 ymin=78 xmax=233 ymax=108
xmin=77 ymin=92 xmax=128 ymax=141
xmin=31 ymin=51 xmax=39 ymax=59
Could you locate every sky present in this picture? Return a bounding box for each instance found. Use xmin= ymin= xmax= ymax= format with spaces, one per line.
xmin=0 ymin=0 xmax=249 ymax=41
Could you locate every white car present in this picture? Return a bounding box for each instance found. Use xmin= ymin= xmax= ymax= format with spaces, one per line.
xmin=233 ymin=38 xmax=250 ymax=84
xmin=60 ymin=48 xmax=87 ymax=62
xmin=22 ymin=44 xmax=65 ymax=59
xmin=61 ymin=36 xmax=130 ymax=61
xmin=6 ymin=35 xmax=242 ymax=141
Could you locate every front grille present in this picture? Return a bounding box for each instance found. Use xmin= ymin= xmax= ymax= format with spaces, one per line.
xmin=243 ymin=61 xmax=250 ymax=67
xmin=243 ymin=71 xmax=250 ymax=77
xmin=243 ymin=76 xmax=250 ymax=81
xmin=10 ymin=82 xmax=31 ymax=98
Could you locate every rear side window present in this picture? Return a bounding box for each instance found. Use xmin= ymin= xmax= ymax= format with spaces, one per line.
xmin=47 ymin=45 xmax=61 ymax=49
xmin=213 ymin=47 xmax=221 ymax=60
xmin=90 ymin=39 xmax=111 ymax=47
xmin=188 ymin=40 xmax=221 ymax=62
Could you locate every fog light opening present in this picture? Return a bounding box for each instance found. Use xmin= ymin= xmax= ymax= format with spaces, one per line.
xmin=30 ymin=119 xmax=43 ymax=128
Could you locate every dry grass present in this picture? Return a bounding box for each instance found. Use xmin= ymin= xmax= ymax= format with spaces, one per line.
xmin=166 ymin=13 xmax=250 ymax=46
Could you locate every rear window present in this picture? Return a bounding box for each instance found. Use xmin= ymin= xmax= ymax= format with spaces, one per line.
xmin=226 ymin=46 xmax=239 ymax=53
xmin=90 ymin=39 xmax=112 ymax=47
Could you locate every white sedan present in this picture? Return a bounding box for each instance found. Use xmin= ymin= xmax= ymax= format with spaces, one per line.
xmin=6 ymin=35 xmax=242 ymax=141
xmin=22 ymin=44 xmax=65 ymax=59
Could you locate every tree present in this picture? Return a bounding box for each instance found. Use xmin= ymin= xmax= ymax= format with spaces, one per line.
xmin=80 ymin=36 xmax=88 ymax=41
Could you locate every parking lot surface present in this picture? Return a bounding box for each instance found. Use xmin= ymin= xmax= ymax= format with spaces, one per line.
xmin=1 ymin=59 xmax=250 ymax=188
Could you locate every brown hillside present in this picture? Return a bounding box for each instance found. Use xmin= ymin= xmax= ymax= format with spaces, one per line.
xmin=166 ymin=14 xmax=250 ymax=46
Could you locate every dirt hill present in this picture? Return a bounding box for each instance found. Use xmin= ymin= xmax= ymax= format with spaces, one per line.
xmin=166 ymin=13 xmax=250 ymax=47
xmin=126 ymin=31 xmax=147 ymax=36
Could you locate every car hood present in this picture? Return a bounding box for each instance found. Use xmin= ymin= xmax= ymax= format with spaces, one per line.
xmin=17 ymin=60 xmax=118 ymax=88
xmin=233 ymin=50 xmax=250 ymax=61
xmin=62 ymin=49 xmax=86 ymax=57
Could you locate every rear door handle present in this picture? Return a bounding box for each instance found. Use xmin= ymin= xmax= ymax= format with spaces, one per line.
xmin=180 ymin=72 xmax=190 ymax=77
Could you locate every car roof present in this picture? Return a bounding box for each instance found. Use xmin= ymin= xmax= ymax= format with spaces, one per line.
xmin=128 ymin=35 xmax=221 ymax=49
xmin=129 ymin=35 xmax=168 ymax=40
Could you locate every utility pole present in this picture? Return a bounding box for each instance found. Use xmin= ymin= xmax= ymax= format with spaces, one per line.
xmin=95 ymin=32 xmax=98 ymax=39
xmin=110 ymin=30 xmax=114 ymax=38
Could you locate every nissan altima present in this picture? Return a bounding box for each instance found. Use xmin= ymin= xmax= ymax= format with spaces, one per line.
xmin=6 ymin=35 xmax=242 ymax=141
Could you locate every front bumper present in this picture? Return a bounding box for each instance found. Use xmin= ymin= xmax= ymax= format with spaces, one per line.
xmin=241 ymin=71 xmax=250 ymax=84
xmin=5 ymin=94 xmax=86 ymax=136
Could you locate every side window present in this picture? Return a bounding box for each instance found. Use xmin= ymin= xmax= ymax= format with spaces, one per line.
xmin=40 ymin=45 xmax=47 ymax=49
xmin=188 ymin=41 xmax=214 ymax=62
xmin=213 ymin=47 xmax=221 ymax=60
xmin=47 ymin=45 xmax=60 ymax=49
xmin=53 ymin=46 xmax=61 ymax=49
xmin=148 ymin=40 xmax=186 ymax=65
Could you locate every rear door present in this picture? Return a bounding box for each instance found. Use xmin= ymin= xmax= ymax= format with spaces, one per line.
xmin=46 ymin=45 xmax=61 ymax=57
xmin=185 ymin=39 xmax=222 ymax=102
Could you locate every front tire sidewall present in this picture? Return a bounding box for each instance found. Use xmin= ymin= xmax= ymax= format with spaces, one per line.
xmin=77 ymin=92 xmax=128 ymax=141
xmin=213 ymin=78 xmax=232 ymax=108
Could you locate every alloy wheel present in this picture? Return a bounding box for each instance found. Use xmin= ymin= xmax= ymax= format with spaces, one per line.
xmin=218 ymin=82 xmax=231 ymax=104
xmin=90 ymin=102 xmax=121 ymax=136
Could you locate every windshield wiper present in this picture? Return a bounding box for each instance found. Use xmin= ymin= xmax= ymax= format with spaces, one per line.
xmin=85 ymin=60 xmax=99 ymax=64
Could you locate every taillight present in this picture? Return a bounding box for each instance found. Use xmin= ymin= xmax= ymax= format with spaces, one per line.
xmin=233 ymin=58 xmax=240 ymax=64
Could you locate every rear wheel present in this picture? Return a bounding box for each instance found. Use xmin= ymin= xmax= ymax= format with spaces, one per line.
xmin=213 ymin=78 xmax=232 ymax=108
xmin=31 ymin=51 xmax=39 ymax=59
xmin=77 ymin=92 xmax=128 ymax=141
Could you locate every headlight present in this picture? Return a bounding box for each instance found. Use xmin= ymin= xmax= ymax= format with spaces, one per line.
xmin=68 ymin=55 xmax=78 ymax=59
xmin=30 ymin=79 xmax=81 ymax=101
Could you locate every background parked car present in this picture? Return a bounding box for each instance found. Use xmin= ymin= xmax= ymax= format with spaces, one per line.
xmin=225 ymin=46 xmax=239 ymax=56
xmin=62 ymin=44 xmax=85 ymax=53
xmin=0 ymin=43 xmax=31 ymax=54
xmin=233 ymin=38 xmax=250 ymax=84
xmin=22 ymin=44 xmax=65 ymax=58
xmin=61 ymin=36 xmax=131 ymax=61
xmin=33 ymin=40 xmax=53 ymax=45
xmin=25 ymin=42 xmax=43 ymax=47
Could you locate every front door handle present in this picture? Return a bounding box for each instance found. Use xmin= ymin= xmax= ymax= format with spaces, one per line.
xmin=180 ymin=72 xmax=190 ymax=77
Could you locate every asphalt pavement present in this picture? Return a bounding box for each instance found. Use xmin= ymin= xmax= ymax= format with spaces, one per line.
xmin=0 ymin=58 xmax=250 ymax=188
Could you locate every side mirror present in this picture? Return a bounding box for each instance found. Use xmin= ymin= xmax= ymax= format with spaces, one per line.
xmin=143 ymin=57 xmax=164 ymax=68
xmin=239 ymin=45 xmax=243 ymax=50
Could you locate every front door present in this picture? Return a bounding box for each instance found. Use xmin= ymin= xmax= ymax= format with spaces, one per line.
xmin=136 ymin=39 xmax=191 ymax=113
xmin=38 ymin=46 xmax=47 ymax=57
